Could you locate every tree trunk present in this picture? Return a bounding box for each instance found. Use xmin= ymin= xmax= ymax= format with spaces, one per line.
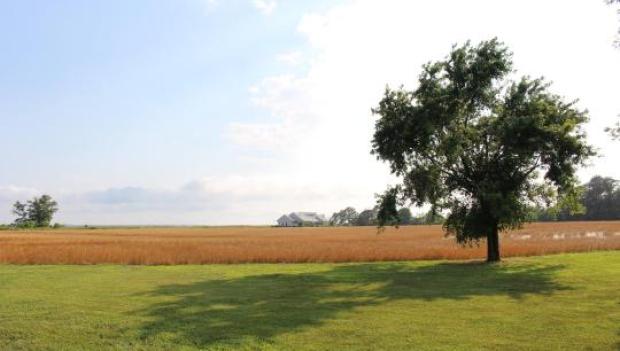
xmin=486 ymin=225 xmax=500 ymax=262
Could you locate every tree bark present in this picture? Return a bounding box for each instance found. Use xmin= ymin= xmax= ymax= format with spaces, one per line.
xmin=486 ymin=225 xmax=500 ymax=262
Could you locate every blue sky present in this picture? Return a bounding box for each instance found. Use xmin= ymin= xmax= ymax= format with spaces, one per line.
xmin=1 ymin=0 xmax=619 ymax=225
xmin=0 ymin=0 xmax=323 ymax=189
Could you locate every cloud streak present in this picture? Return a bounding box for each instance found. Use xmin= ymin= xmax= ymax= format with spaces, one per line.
xmin=252 ymin=0 xmax=277 ymax=15
xmin=229 ymin=0 xmax=620 ymax=213
xmin=3 ymin=1 xmax=619 ymax=226
xmin=0 ymin=175 xmax=380 ymax=225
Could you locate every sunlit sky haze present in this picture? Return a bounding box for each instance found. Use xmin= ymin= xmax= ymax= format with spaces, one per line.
xmin=1 ymin=0 xmax=619 ymax=225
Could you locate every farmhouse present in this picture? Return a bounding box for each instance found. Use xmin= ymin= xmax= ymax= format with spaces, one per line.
xmin=277 ymin=212 xmax=327 ymax=227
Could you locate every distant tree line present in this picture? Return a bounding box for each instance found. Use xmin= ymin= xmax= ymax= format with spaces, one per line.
xmin=529 ymin=176 xmax=620 ymax=221
xmin=329 ymin=206 xmax=444 ymax=227
xmin=330 ymin=176 xmax=620 ymax=227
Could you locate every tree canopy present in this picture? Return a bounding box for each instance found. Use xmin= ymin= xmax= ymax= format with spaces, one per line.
xmin=371 ymin=39 xmax=594 ymax=262
xmin=396 ymin=208 xmax=412 ymax=225
xmin=529 ymin=176 xmax=618 ymax=221
xmin=356 ymin=209 xmax=378 ymax=226
xmin=582 ymin=176 xmax=620 ymax=220
xmin=329 ymin=207 xmax=359 ymax=226
xmin=12 ymin=195 xmax=59 ymax=228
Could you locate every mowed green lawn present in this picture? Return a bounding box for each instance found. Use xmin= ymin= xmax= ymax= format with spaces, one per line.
xmin=0 ymin=252 xmax=618 ymax=350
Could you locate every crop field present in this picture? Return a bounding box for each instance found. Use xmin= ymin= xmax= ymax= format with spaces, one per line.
xmin=0 ymin=221 xmax=619 ymax=264
xmin=0 ymin=252 xmax=618 ymax=350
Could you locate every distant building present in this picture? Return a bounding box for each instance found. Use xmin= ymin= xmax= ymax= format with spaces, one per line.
xmin=277 ymin=212 xmax=327 ymax=227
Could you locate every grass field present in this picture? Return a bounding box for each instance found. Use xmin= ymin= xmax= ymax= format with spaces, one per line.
xmin=0 ymin=221 xmax=619 ymax=264
xmin=0 ymin=251 xmax=617 ymax=350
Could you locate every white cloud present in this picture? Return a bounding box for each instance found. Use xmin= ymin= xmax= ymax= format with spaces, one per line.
xmin=0 ymin=185 xmax=42 ymax=223
xmin=0 ymin=185 xmax=39 ymax=203
xmin=228 ymin=74 xmax=315 ymax=150
xmin=5 ymin=1 xmax=618 ymax=226
xmin=252 ymin=0 xmax=277 ymax=15
xmin=229 ymin=0 xmax=620 ymax=219
xmin=0 ymin=185 xmax=39 ymax=195
xmin=0 ymin=175 xmax=377 ymax=225
xmin=276 ymin=50 xmax=303 ymax=66
xmin=228 ymin=122 xmax=293 ymax=150
xmin=201 ymin=0 xmax=219 ymax=14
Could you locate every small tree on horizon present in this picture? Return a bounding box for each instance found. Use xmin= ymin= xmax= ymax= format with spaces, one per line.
xmin=397 ymin=208 xmax=413 ymax=225
xmin=329 ymin=207 xmax=359 ymax=226
xmin=582 ymin=176 xmax=620 ymax=220
xmin=371 ymin=39 xmax=594 ymax=262
xmin=12 ymin=195 xmax=59 ymax=228
xmin=356 ymin=208 xmax=378 ymax=226
xmin=12 ymin=201 xmax=31 ymax=227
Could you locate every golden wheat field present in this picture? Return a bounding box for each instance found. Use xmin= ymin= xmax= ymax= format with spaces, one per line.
xmin=0 ymin=221 xmax=619 ymax=264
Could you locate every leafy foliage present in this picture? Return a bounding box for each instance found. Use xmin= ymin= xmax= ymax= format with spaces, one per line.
xmin=329 ymin=206 xmax=416 ymax=226
xmin=372 ymin=39 xmax=594 ymax=261
xmin=356 ymin=209 xmax=378 ymax=226
xmin=531 ymin=176 xmax=620 ymax=221
xmin=12 ymin=201 xmax=32 ymax=227
xmin=397 ymin=208 xmax=413 ymax=225
xmin=582 ymin=176 xmax=619 ymax=219
xmin=375 ymin=187 xmax=402 ymax=227
xmin=605 ymin=117 xmax=620 ymax=140
xmin=12 ymin=195 xmax=59 ymax=228
xmin=329 ymin=207 xmax=359 ymax=226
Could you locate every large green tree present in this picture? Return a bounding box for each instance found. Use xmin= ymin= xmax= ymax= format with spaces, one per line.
xmin=371 ymin=39 xmax=594 ymax=262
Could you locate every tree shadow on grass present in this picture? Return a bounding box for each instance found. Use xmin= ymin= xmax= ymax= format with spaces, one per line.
xmin=132 ymin=261 xmax=570 ymax=348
